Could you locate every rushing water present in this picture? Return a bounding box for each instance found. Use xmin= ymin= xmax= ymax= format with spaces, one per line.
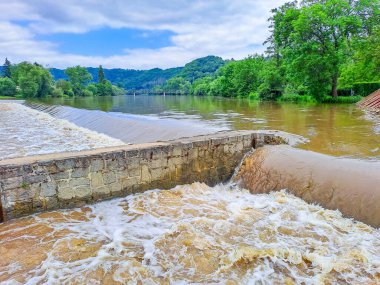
xmin=1 ymin=183 xmax=379 ymax=284
xmin=0 ymin=103 xmax=124 ymax=160
xmin=1 ymin=96 xmax=379 ymax=284
xmin=27 ymin=95 xmax=380 ymax=159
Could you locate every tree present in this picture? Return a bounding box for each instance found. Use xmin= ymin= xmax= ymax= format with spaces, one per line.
xmin=56 ymin=79 xmax=74 ymax=97
xmin=207 ymin=55 xmax=268 ymax=98
xmin=65 ymin=66 xmax=93 ymax=96
xmin=3 ymin=58 xmax=12 ymax=78
xmin=0 ymin=77 xmax=17 ymax=97
xmin=98 ymin=65 xmax=105 ymax=83
xmin=97 ymin=80 xmax=113 ymax=96
xmin=12 ymin=62 xmax=53 ymax=98
xmin=163 ymin=77 xmax=191 ymax=94
xmin=267 ymin=0 xmax=380 ymax=98
xmin=339 ymin=24 xmax=380 ymax=86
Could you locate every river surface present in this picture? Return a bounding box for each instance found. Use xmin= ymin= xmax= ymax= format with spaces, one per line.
xmin=1 ymin=183 xmax=379 ymax=284
xmin=27 ymin=95 xmax=380 ymax=160
xmin=1 ymin=96 xmax=380 ymax=284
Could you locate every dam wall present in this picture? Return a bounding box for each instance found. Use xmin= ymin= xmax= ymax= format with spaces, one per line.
xmin=0 ymin=131 xmax=282 ymax=221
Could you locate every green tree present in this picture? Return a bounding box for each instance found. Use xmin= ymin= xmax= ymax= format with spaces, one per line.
xmin=86 ymin=83 xmax=98 ymax=95
xmin=0 ymin=77 xmax=17 ymax=97
xmin=98 ymin=65 xmax=105 ymax=83
xmin=163 ymin=77 xmax=191 ymax=94
xmin=3 ymin=58 xmax=12 ymax=78
xmin=267 ymin=0 xmax=380 ymax=98
xmin=97 ymin=80 xmax=113 ymax=96
xmin=12 ymin=62 xmax=53 ymax=98
xmin=65 ymin=66 xmax=93 ymax=96
xmin=339 ymin=24 xmax=380 ymax=86
xmin=207 ymin=55 xmax=267 ymax=98
xmin=56 ymin=79 xmax=74 ymax=97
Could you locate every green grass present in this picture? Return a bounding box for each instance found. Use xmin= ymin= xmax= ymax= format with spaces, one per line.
xmin=320 ymin=95 xmax=362 ymax=103
xmin=0 ymin=95 xmax=17 ymax=100
xmin=277 ymin=94 xmax=317 ymax=103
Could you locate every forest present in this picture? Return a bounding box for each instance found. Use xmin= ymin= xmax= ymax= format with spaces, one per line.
xmin=0 ymin=61 xmax=124 ymax=99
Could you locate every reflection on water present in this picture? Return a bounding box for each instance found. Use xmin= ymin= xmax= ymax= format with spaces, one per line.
xmin=1 ymin=183 xmax=379 ymax=284
xmin=28 ymin=95 xmax=380 ymax=159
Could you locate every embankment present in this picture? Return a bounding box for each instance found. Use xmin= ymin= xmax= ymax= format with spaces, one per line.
xmin=234 ymin=145 xmax=380 ymax=227
xmin=0 ymin=131 xmax=282 ymax=222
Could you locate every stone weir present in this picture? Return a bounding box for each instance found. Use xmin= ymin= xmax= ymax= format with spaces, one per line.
xmin=0 ymin=131 xmax=283 ymax=222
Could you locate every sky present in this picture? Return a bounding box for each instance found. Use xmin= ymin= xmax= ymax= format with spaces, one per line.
xmin=0 ymin=0 xmax=287 ymax=70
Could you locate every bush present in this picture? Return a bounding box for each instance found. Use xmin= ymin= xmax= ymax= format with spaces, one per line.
xmin=320 ymin=95 xmax=362 ymax=103
xmin=277 ymin=94 xmax=317 ymax=103
xmin=0 ymin=77 xmax=17 ymax=97
xmin=82 ymin=89 xmax=93 ymax=97
xmin=112 ymin=85 xmax=125 ymax=96
xmin=352 ymin=82 xmax=380 ymax=96
xmin=51 ymin=87 xmax=64 ymax=97
xmin=248 ymin=92 xmax=260 ymax=100
xmin=258 ymin=85 xmax=282 ymax=100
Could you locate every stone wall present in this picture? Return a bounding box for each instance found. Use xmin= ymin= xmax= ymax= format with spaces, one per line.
xmin=0 ymin=131 xmax=281 ymax=221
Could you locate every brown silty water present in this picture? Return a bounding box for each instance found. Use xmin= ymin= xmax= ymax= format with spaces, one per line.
xmin=1 ymin=100 xmax=379 ymax=283
xmin=233 ymin=145 xmax=380 ymax=228
xmin=1 ymin=184 xmax=379 ymax=283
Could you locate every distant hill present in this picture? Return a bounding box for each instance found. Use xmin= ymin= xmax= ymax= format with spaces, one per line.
xmin=50 ymin=66 xmax=181 ymax=90
xmin=177 ymin=55 xmax=225 ymax=82
xmin=50 ymin=55 xmax=225 ymax=90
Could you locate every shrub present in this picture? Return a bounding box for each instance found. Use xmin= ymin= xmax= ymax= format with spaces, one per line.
xmin=248 ymin=92 xmax=260 ymax=100
xmin=0 ymin=77 xmax=17 ymax=97
xmin=51 ymin=87 xmax=64 ymax=97
xmin=320 ymin=95 xmax=362 ymax=103
xmin=352 ymin=82 xmax=380 ymax=96
xmin=82 ymin=89 xmax=93 ymax=97
xmin=277 ymin=94 xmax=317 ymax=103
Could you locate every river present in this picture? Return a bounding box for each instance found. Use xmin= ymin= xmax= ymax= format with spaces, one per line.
xmin=26 ymin=95 xmax=380 ymax=160
xmin=1 ymin=96 xmax=379 ymax=284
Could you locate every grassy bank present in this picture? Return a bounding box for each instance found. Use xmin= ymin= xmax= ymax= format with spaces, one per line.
xmin=0 ymin=96 xmax=17 ymax=100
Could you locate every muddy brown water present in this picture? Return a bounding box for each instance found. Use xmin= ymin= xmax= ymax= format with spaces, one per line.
xmin=1 ymin=96 xmax=379 ymax=284
xmin=27 ymin=95 xmax=380 ymax=160
xmin=234 ymin=145 xmax=380 ymax=227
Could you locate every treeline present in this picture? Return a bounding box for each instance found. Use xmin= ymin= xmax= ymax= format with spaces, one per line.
xmin=0 ymin=61 xmax=124 ymax=99
xmin=50 ymin=56 xmax=225 ymax=90
xmin=158 ymin=0 xmax=380 ymax=103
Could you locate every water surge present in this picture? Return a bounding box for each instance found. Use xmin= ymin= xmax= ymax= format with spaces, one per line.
xmin=0 ymin=183 xmax=379 ymax=284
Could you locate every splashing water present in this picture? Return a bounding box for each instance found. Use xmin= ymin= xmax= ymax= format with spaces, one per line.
xmin=1 ymin=183 xmax=379 ymax=284
xmin=0 ymin=103 xmax=125 ymax=160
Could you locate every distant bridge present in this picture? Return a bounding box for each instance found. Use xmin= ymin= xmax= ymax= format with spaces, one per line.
xmin=125 ymin=90 xmax=188 ymax=96
xmin=357 ymin=89 xmax=380 ymax=114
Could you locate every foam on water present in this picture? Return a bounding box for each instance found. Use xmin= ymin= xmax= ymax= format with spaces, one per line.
xmin=0 ymin=103 xmax=125 ymax=160
xmin=0 ymin=183 xmax=379 ymax=284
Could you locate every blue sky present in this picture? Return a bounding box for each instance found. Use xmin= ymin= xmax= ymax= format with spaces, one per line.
xmin=37 ymin=28 xmax=175 ymax=56
xmin=0 ymin=0 xmax=287 ymax=69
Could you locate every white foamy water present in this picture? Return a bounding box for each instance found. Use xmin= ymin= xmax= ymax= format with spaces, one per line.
xmin=1 ymin=183 xmax=379 ymax=284
xmin=0 ymin=103 xmax=125 ymax=160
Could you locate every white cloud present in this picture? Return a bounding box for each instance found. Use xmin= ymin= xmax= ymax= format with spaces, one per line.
xmin=0 ymin=0 xmax=287 ymax=69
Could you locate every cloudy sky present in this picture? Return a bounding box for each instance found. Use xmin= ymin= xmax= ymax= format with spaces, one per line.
xmin=0 ymin=0 xmax=286 ymax=69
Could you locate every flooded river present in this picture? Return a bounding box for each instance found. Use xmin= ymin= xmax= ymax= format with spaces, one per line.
xmin=1 ymin=183 xmax=379 ymax=284
xmin=1 ymin=96 xmax=379 ymax=284
xmin=27 ymin=95 xmax=380 ymax=159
